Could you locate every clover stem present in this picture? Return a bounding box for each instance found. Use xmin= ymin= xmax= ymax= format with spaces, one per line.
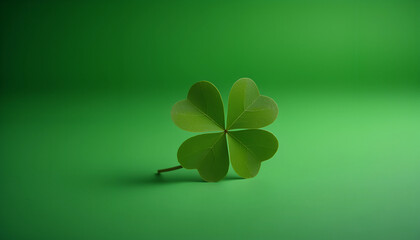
xmin=157 ymin=165 xmax=183 ymax=174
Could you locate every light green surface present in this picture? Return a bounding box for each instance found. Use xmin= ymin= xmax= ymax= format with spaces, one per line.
xmin=1 ymin=0 xmax=420 ymax=239
xmin=1 ymin=90 xmax=420 ymax=240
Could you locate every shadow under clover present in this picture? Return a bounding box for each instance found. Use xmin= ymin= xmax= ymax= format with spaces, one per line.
xmin=106 ymin=172 xmax=243 ymax=188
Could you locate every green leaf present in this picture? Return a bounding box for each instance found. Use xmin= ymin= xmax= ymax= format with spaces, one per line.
xmin=227 ymin=129 xmax=278 ymax=178
xmin=177 ymin=132 xmax=229 ymax=182
xmin=227 ymin=78 xmax=278 ymax=130
xmin=166 ymin=79 xmax=279 ymax=182
xmin=171 ymin=81 xmax=225 ymax=132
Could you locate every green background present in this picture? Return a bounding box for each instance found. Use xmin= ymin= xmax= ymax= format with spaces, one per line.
xmin=1 ymin=0 xmax=419 ymax=239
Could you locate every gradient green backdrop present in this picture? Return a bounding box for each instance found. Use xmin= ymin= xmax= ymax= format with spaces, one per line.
xmin=1 ymin=0 xmax=420 ymax=239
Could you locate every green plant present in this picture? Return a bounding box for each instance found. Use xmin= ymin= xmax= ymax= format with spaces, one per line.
xmin=157 ymin=78 xmax=279 ymax=182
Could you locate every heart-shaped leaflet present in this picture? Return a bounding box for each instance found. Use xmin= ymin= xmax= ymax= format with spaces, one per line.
xmin=171 ymin=81 xmax=225 ymax=132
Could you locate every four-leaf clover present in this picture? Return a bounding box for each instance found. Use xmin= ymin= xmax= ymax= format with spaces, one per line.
xmin=163 ymin=78 xmax=278 ymax=182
